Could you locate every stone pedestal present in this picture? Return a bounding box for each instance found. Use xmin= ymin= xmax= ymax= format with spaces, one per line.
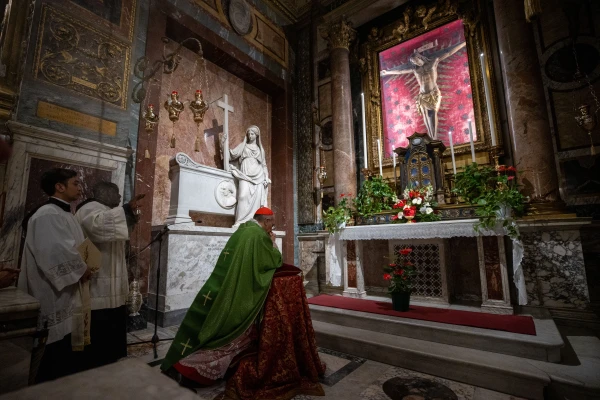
xmin=0 ymin=288 xmax=40 ymax=394
xmin=147 ymin=225 xmax=285 ymax=327
xmin=494 ymin=0 xmax=562 ymax=210
xmin=322 ymin=18 xmax=357 ymax=203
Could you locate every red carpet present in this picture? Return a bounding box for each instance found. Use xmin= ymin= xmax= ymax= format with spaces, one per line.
xmin=308 ymin=295 xmax=536 ymax=336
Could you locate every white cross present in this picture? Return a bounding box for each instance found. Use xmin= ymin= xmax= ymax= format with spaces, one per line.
xmin=217 ymin=94 xmax=235 ymax=171
xmin=202 ymin=291 xmax=213 ymax=306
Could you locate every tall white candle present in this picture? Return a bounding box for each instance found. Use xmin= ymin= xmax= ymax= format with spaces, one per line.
xmin=377 ymin=139 xmax=383 ymax=176
xmin=480 ymin=53 xmax=497 ymax=146
xmin=448 ymin=129 xmax=457 ymax=174
xmin=393 ymin=151 xmax=396 ymax=169
xmin=468 ymin=120 xmax=476 ymax=163
xmin=361 ymin=93 xmax=368 ymax=169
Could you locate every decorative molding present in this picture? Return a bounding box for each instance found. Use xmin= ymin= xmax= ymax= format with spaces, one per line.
xmin=320 ymin=17 xmax=356 ymax=50
xmin=6 ymin=121 xmax=133 ymax=160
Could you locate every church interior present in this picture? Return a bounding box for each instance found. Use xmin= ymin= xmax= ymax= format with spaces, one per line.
xmin=0 ymin=0 xmax=599 ymax=399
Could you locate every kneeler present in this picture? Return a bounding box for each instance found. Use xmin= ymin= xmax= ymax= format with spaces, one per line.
xmin=223 ymin=265 xmax=326 ymax=400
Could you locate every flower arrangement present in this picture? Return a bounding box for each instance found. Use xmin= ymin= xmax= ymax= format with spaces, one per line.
xmin=323 ymin=193 xmax=353 ymax=234
xmin=390 ymin=185 xmax=441 ymax=223
xmin=453 ymin=163 xmax=526 ymax=239
xmin=383 ymin=248 xmax=417 ymax=294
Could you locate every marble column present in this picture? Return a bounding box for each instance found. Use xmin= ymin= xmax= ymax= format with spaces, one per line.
xmin=494 ymin=0 xmax=562 ymax=211
xmin=322 ymin=18 xmax=357 ymax=203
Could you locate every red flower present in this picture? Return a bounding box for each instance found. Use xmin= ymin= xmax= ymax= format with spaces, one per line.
xmin=388 ymin=263 xmax=396 ymax=267
xmin=340 ymin=193 xmax=345 ymax=197
xmin=394 ymin=269 xmax=404 ymax=276
xmin=404 ymin=208 xmax=416 ymax=217
xmin=399 ymin=248 xmax=412 ymax=256
xmin=404 ymin=261 xmax=414 ymax=266
xmin=497 ymin=165 xmax=506 ymax=172
xmin=383 ymin=273 xmax=392 ymax=281
xmin=507 ymin=176 xmax=515 ymax=181
xmin=393 ymin=200 xmax=405 ymax=209
xmin=507 ymin=166 xmax=517 ymax=172
xmin=391 ymin=215 xmax=398 ymax=220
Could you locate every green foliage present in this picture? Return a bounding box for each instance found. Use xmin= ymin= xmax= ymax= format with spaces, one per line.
xmin=353 ymin=176 xmax=396 ymax=218
xmin=454 ymin=163 xmax=527 ymax=239
xmin=323 ymin=194 xmax=353 ymax=234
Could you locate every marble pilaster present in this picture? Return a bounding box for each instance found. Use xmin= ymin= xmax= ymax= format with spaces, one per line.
xmin=322 ymin=18 xmax=357 ymax=203
xmin=494 ymin=0 xmax=561 ymax=208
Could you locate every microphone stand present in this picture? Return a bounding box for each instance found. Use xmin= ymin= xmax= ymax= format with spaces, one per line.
xmin=127 ymin=219 xmax=200 ymax=359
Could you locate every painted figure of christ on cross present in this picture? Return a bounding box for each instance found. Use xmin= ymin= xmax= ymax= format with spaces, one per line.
xmin=380 ymin=41 xmax=466 ymax=140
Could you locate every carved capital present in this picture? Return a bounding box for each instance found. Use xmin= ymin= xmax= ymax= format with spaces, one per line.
xmin=321 ymin=17 xmax=356 ymax=51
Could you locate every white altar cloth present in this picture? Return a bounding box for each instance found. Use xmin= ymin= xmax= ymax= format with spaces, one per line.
xmin=336 ymin=219 xmax=527 ymax=306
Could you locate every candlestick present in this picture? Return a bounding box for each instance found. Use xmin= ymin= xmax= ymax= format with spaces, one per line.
xmin=480 ymin=53 xmax=497 ymax=146
xmin=468 ymin=120 xmax=476 ymax=163
xmin=392 ymin=151 xmax=397 ymax=191
xmin=377 ymin=139 xmax=383 ymax=176
xmin=361 ymin=93 xmax=368 ymax=169
xmin=448 ymin=128 xmax=457 ymax=174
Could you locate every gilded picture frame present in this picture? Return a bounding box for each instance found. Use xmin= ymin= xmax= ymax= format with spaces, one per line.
xmin=362 ymin=1 xmax=502 ymax=169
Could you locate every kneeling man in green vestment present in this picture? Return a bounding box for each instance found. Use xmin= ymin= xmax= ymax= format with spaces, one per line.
xmin=161 ymin=207 xmax=281 ymax=384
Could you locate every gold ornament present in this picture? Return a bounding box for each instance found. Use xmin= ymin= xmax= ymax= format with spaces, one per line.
xmin=143 ymin=104 xmax=159 ymax=132
xmin=164 ymin=91 xmax=185 ymax=122
xmin=574 ymin=104 xmax=597 ymax=156
xmin=189 ymin=90 xmax=209 ymax=124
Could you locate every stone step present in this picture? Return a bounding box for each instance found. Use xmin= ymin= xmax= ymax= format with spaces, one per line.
xmin=313 ymin=320 xmax=551 ymax=400
xmin=309 ymin=304 xmax=564 ymax=362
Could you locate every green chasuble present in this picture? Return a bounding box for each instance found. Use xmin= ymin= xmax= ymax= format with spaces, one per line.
xmin=161 ymin=220 xmax=282 ymax=371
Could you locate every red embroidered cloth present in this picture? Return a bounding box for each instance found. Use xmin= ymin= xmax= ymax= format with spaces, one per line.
xmin=223 ymin=272 xmax=326 ymax=400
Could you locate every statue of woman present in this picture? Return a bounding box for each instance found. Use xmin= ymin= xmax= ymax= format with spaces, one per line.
xmin=228 ymin=125 xmax=270 ymax=226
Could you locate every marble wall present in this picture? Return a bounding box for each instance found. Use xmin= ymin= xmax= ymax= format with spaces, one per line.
xmin=522 ymin=230 xmax=590 ymax=309
xmin=151 ymin=47 xmax=272 ymax=225
xmin=532 ymin=0 xmax=600 ymax=208
xmin=14 ymin=0 xmax=149 ymax=201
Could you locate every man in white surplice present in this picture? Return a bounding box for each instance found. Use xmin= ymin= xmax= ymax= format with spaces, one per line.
xmin=19 ymin=168 xmax=92 ymax=383
xmin=75 ymin=182 xmax=144 ymax=368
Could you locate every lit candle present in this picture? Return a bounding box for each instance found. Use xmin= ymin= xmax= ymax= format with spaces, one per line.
xmin=393 ymin=151 xmax=396 ymax=169
xmin=361 ymin=93 xmax=368 ymax=169
xmin=468 ymin=120 xmax=476 ymax=163
xmin=377 ymin=139 xmax=383 ymax=176
xmin=448 ymin=128 xmax=457 ymax=174
xmin=480 ymin=53 xmax=497 ymax=146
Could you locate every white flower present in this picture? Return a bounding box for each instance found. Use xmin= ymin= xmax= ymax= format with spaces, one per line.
xmin=419 ymin=206 xmax=427 ymax=214
xmin=403 ymin=204 xmax=410 ymax=210
xmin=425 ymin=207 xmax=433 ymax=214
xmin=424 ymin=202 xmax=430 ymax=207
xmin=413 ymin=197 xmax=422 ymax=205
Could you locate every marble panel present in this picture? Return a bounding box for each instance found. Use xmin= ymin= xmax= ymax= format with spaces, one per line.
xmin=147 ymin=225 xmax=285 ymax=326
xmin=296 ymin=27 xmax=315 ymax=225
xmin=298 ymin=235 xmax=325 ymax=295
xmin=363 ymin=240 xmax=389 ymax=288
xmin=152 ymin=46 xmax=271 ymax=225
xmin=447 ymin=237 xmax=482 ymax=303
xmin=522 ymin=230 xmax=590 ymax=309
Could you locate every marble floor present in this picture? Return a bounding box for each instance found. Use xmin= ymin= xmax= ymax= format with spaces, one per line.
xmin=126 ymin=324 xmax=526 ymax=400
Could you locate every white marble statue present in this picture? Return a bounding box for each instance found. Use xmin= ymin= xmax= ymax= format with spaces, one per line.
xmin=223 ymin=125 xmax=270 ymax=226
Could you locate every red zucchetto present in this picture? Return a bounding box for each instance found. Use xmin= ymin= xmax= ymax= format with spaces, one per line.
xmin=254 ymin=207 xmax=274 ymax=216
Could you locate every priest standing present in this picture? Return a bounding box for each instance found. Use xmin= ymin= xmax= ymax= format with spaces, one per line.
xmin=75 ymin=182 xmax=144 ymax=369
xmin=161 ymin=207 xmax=281 ymax=385
xmin=18 ymin=168 xmax=91 ymax=383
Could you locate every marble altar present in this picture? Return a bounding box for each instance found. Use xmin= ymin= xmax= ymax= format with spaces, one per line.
xmin=148 ymin=224 xmax=285 ymax=327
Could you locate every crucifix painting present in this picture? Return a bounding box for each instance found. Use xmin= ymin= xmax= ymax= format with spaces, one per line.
xmin=379 ymin=19 xmax=476 ymax=157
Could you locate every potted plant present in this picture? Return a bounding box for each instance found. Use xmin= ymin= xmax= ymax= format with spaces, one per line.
xmin=453 ymin=163 xmax=526 ymax=239
xmin=323 ymin=193 xmax=353 ymax=234
xmin=390 ymin=184 xmax=441 ymax=223
xmin=353 ymin=176 xmax=396 ymax=219
xmin=383 ymin=248 xmax=418 ymax=311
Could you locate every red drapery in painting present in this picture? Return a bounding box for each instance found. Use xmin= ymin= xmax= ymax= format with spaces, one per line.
xmin=223 ymin=271 xmax=326 ymax=400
